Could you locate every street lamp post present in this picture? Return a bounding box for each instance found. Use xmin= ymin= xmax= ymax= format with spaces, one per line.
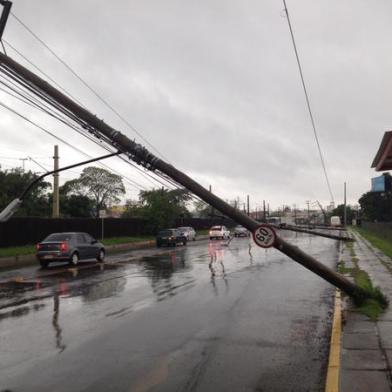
xmin=0 ymin=151 xmax=121 ymax=222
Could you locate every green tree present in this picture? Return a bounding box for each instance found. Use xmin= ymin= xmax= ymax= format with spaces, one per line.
xmin=0 ymin=167 xmax=51 ymax=217
xmin=193 ymin=199 xmax=212 ymax=218
xmin=57 ymin=188 xmax=94 ymax=218
xmin=359 ymin=191 xmax=392 ymax=222
xmin=123 ymin=188 xmax=191 ymax=232
xmin=65 ymin=167 xmax=125 ymax=217
xmin=122 ymin=199 xmax=143 ymax=218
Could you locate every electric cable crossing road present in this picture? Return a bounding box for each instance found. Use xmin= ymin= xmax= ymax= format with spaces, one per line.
xmin=0 ymin=51 xmax=369 ymax=301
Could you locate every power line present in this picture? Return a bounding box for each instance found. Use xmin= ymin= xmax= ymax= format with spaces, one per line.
xmin=0 ymin=68 xmax=174 ymax=191
xmin=0 ymin=56 xmax=180 ymax=192
xmin=10 ymin=12 xmax=171 ymax=163
xmin=0 ymin=22 xmax=187 ymax=194
xmin=282 ymin=0 xmax=334 ymax=203
xmin=4 ymin=39 xmax=85 ymax=107
xmin=0 ymin=98 xmax=148 ymax=191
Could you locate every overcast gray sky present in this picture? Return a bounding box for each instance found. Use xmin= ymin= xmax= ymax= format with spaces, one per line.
xmin=0 ymin=0 xmax=391 ymax=211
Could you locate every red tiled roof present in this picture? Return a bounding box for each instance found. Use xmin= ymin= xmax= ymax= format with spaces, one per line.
xmin=372 ymin=131 xmax=392 ymax=171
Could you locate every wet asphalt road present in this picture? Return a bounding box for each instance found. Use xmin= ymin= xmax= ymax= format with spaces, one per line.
xmin=0 ymin=231 xmax=338 ymax=392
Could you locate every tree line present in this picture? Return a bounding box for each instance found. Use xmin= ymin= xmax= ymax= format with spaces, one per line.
xmin=0 ymin=164 xmax=389 ymax=226
xmin=0 ymin=165 xmax=202 ymax=230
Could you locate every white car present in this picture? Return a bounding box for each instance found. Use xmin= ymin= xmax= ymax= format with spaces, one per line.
xmin=177 ymin=226 xmax=196 ymax=241
xmin=209 ymin=225 xmax=230 ymax=240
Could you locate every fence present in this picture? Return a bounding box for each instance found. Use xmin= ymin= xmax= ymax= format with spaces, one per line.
xmin=361 ymin=221 xmax=392 ymax=242
xmin=0 ymin=217 xmax=149 ymax=247
xmin=0 ymin=217 xmax=236 ymax=247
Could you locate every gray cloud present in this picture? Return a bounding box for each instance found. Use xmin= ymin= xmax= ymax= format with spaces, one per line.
xmin=1 ymin=0 xmax=391 ymax=210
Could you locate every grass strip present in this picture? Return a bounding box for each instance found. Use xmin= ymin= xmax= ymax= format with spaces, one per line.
xmin=102 ymin=236 xmax=153 ymax=245
xmin=0 ymin=244 xmax=36 ymax=258
xmin=0 ymin=236 xmax=154 ymax=258
xmin=0 ymin=229 xmax=208 ymax=258
xmin=353 ymin=227 xmax=392 ymax=260
xmin=339 ymin=240 xmax=388 ymax=320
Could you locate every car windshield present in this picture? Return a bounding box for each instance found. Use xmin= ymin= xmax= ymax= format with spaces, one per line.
xmin=44 ymin=233 xmax=73 ymax=241
xmin=211 ymin=226 xmax=222 ymax=230
xmin=177 ymin=227 xmax=188 ymax=231
xmin=158 ymin=230 xmax=173 ymax=236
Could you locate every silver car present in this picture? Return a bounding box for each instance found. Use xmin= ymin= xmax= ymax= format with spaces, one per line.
xmin=177 ymin=226 xmax=196 ymax=241
xmin=36 ymin=232 xmax=105 ymax=268
xmin=234 ymin=225 xmax=250 ymax=237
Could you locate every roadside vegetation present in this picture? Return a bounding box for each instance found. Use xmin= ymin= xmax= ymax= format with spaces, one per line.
xmin=102 ymin=236 xmax=154 ymax=245
xmin=0 ymin=236 xmax=154 ymax=258
xmin=339 ymin=239 xmax=388 ymax=321
xmin=0 ymin=230 xmax=209 ymax=258
xmin=0 ymin=244 xmax=36 ymax=258
xmin=353 ymin=226 xmax=392 ymax=261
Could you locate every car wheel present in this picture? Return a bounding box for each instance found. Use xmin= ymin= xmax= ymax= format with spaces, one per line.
xmin=39 ymin=260 xmax=49 ymax=268
xmin=183 ymin=238 xmax=187 ymax=246
xmin=69 ymin=252 xmax=79 ymax=266
xmin=97 ymin=249 xmax=105 ymax=263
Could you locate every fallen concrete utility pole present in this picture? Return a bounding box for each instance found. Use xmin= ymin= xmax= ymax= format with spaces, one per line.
xmin=0 ymin=52 xmax=368 ymax=300
xmin=278 ymin=225 xmax=353 ymax=241
xmin=296 ymin=224 xmax=346 ymax=232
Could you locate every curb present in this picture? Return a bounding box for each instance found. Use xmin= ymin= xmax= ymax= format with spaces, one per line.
xmin=325 ymin=289 xmax=342 ymax=392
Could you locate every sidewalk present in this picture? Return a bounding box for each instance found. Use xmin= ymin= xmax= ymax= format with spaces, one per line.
xmin=338 ymin=231 xmax=392 ymax=391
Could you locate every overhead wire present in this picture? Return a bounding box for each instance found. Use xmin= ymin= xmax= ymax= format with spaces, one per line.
xmin=0 ymin=66 xmax=173 ymax=191
xmin=0 ymin=97 xmax=148 ymax=191
xmin=282 ymin=0 xmax=334 ymax=203
xmin=5 ymin=14 xmax=198 ymax=199
xmin=5 ymin=13 xmax=265 ymax=208
xmin=10 ymin=12 xmax=171 ymax=163
xmin=4 ymin=39 xmax=85 ymax=107
xmin=0 ymin=54 xmax=181 ymax=192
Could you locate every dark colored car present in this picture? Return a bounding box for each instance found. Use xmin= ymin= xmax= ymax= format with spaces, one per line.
xmin=156 ymin=229 xmax=187 ymax=247
xmin=36 ymin=232 xmax=105 ymax=268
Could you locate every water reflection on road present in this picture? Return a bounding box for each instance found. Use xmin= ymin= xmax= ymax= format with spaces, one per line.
xmin=0 ymin=231 xmax=339 ymax=392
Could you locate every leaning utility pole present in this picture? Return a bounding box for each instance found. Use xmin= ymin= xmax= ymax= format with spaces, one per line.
xmin=52 ymin=145 xmax=59 ymax=218
xmin=0 ymin=52 xmax=369 ymax=300
xmin=19 ymin=157 xmax=27 ymax=171
xmin=306 ymin=200 xmax=311 ymax=225
xmin=344 ymin=182 xmax=347 ymax=227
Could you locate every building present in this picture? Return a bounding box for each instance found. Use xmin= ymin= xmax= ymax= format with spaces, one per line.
xmin=372 ymin=131 xmax=392 ymax=171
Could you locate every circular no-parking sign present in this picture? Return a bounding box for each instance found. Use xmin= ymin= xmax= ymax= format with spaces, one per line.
xmin=252 ymin=224 xmax=276 ymax=248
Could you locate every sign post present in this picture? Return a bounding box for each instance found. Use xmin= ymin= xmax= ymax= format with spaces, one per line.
xmin=99 ymin=210 xmax=106 ymax=241
xmin=252 ymin=224 xmax=276 ymax=248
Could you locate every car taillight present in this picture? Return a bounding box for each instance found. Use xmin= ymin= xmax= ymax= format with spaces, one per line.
xmin=36 ymin=243 xmax=41 ymax=251
xmin=60 ymin=242 xmax=68 ymax=252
